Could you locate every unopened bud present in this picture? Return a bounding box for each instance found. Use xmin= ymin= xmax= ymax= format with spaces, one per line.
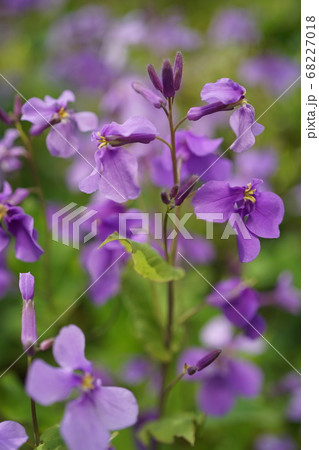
xmin=169 ymin=184 xmax=179 ymax=199
xmin=161 ymin=191 xmax=170 ymax=205
xmin=162 ymin=60 xmax=175 ymax=98
xmin=147 ymin=64 xmax=163 ymax=92
xmin=13 ymin=95 xmax=22 ymax=117
xmin=187 ymin=349 xmax=222 ymax=375
xmin=39 ymin=338 xmax=54 ymax=351
xmin=173 ymin=52 xmax=183 ymax=91
xmin=175 ymin=175 xmax=199 ymax=206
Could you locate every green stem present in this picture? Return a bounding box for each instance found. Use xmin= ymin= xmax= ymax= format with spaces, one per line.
xmin=16 ymin=122 xmax=52 ymax=302
xmin=174 ymin=116 xmax=187 ymax=132
xmin=27 ymin=356 xmax=40 ymax=447
xmin=155 ymin=136 xmax=172 ymax=150
xmin=178 ymin=302 xmax=208 ymax=325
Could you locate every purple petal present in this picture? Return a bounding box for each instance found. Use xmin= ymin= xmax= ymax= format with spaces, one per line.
xmin=94 ymin=386 xmax=139 ymax=430
xmin=223 ymin=288 xmax=259 ymax=327
xmin=244 ymin=314 xmax=266 ymax=339
xmin=184 ymin=132 xmax=223 ymax=157
xmin=99 ymin=116 xmax=157 ymax=145
xmin=0 ymin=228 xmax=10 ymax=253
xmin=26 ymin=359 xmax=78 ymax=405
xmin=246 ymin=191 xmax=284 ymax=238
xmin=57 ymin=90 xmax=75 ymax=106
xmin=73 ymin=112 xmax=98 ymax=132
xmin=230 ymin=104 xmax=264 ymax=153
xmin=19 ymin=272 xmax=34 ymax=301
xmin=53 ymin=325 xmax=92 ymax=372
xmin=186 ymin=154 xmax=232 ymax=183
xmin=61 ymin=395 xmax=111 ymax=450
xmin=235 ymin=225 xmax=261 ymax=263
xmin=0 ymin=421 xmax=28 ymax=450
xmin=80 ymin=148 xmax=140 ymax=203
xmin=46 ymin=121 xmax=78 ymax=158
xmin=193 ymin=180 xmax=243 ymax=222
xmin=200 ymin=316 xmax=234 ymax=348
xmin=0 ymin=129 xmax=19 ymax=148
xmin=201 ymin=78 xmax=245 ymax=104
xmin=5 ymin=208 xmax=44 ymax=262
xmin=21 ymin=97 xmax=56 ymax=135
xmin=198 ymin=377 xmax=235 ymax=416
xmin=178 ymin=347 xmax=212 ymax=382
xmin=132 ymin=82 xmax=166 ymax=109
xmin=228 ymin=358 xmax=263 ymax=397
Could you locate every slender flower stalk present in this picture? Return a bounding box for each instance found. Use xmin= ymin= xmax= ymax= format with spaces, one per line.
xmin=27 ymin=356 xmax=40 ymax=447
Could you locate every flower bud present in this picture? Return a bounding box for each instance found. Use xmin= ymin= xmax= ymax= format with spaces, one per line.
xmin=39 ymin=338 xmax=54 ymax=351
xmin=13 ymin=95 xmax=22 ymax=117
xmin=147 ymin=64 xmax=163 ymax=92
xmin=187 ymin=349 xmax=222 ymax=375
xmin=173 ymin=52 xmax=183 ymax=91
xmin=19 ymin=273 xmax=37 ymax=354
xmin=169 ymin=184 xmax=179 ymax=199
xmin=161 ymin=191 xmax=170 ymax=205
xmin=175 ymin=175 xmax=199 ymax=206
xmin=0 ymin=107 xmax=12 ymax=126
xmin=162 ymin=60 xmax=175 ymax=98
xmin=132 ymin=82 xmax=166 ymax=109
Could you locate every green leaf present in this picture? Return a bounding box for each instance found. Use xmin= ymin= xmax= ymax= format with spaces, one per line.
xmin=36 ymin=425 xmax=66 ymax=450
xmin=100 ymin=232 xmax=185 ymax=282
xmin=139 ymin=412 xmax=205 ymax=446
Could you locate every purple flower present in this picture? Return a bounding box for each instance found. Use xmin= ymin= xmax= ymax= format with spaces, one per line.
xmin=0 ymin=182 xmax=43 ymax=262
xmin=209 ymin=8 xmax=260 ymax=45
xmin=255 ymin=434 xmax=297 ymax=450
xmin=0 ymin=129 xmax=26 ymax=173
xmin=0 ymin=253 xmax=11 ymax=300
xmin=19 ymin=272 xmax=37 ymax=353
xmin=0 ymin=421 xmax=28 ymax=450
xmin=274 ymin=373 xmax=301 ymax=422
xmin=229 ymin=103 xmax=264 ymax=152
xmin=193 ymin=179 xmax=284 ymax=262
xmin=233 ymin=147 xmax=278 ymax=188
xmin=26 ymin=325 xmax=138 ymax=450
xmin=92 ymin=117 xmax=157 ymax=147
xmin=21 ymin=90 xmax=98 ymax=158
xmin=187 ymin=78 xmax=246 ymax=121
xmin=240 ymin=54 xmax=300 ymax=95
xmin=179 ymin=316 xmax=263 ymax=416
xmin=151 ymin=130 xmax=231 ymax=188
xmin=207 ymin=278 xmax=265 ymax=339
xmin=261 ymin=271 xmax=300 ymax=314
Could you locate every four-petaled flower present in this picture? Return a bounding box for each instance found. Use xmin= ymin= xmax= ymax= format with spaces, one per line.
xmin=21 ymin=90 xmax=98 ymax=158
xmin=26 ymin=324 xmax=138 ymax=450
xmin=193 ymin=178 xmax=284 ymax=262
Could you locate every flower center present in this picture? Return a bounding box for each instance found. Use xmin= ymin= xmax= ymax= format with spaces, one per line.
xmin=58 ymin=107 xmax=69 ymax=119
xmin=97 ymin=135 xmax=109 ymax=149
xmin=0 ymin=204 xmax=8 ymax=220
xmin=81 ymin=372 xmax=95 ymax=392
xmin=243 ymin=183 xmax=256 ymax=203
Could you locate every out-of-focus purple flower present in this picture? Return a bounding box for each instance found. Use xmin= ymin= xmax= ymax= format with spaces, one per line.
xmin=273 ymin=372 xmax=301 ymax=422
xmin=240 ymin=54 xmax=300 ymax=95
xmin=19 ymin=272 xmax=37 ymax=354
xmin=233 ymin=148 xmax=278 ymax=188
xmin=0 ymin=182 xmax=43 ymax=262
xmin=21 ymin=90 xmax=98 ymax=158
xmin=179 ymin=316 xmax=264 ymax=416
xmin=134 ymin=410 xmax=158 ymax=450
xmin=255 ymin=434 xmax=297 ymax=450
xmin=122 ymin=357 xmax=153 ymax=386
xmin=207 ymin=278 xmax=265 ymax=339
xmin=187 ymin=78 xmax=246 ymax=121
xmin=261 ymin=271 xmax=300 ymax=314
xmin=0 ymin=129 xmax=26 ymax=173
xmin=0 ymin=96 xmax=22 ymax=126
xmin=0 ymin=421 xmax=28 ymax=450
xmin=209 ymin=8 xmax=260 ymax=45
xmin=26 ymin=325 xmax=138 ymax=450
xmin=92 ymin=117 xmax=157 ymax=148
xmin=229 ymin=103 xmax=264 ymax=152
xmin=151 ymin=130 xmax=231 ymax=188
xmin=193 ymin=179 xmax=284 ymax=262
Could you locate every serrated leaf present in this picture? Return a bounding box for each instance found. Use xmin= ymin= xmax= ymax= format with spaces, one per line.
xmin=100 ymin=232 xmax=185 ymax=282
xmin=36 ymin=425 xmax=66 ymax=450
xmin=139 ymin=412 xmax=205 ymax=446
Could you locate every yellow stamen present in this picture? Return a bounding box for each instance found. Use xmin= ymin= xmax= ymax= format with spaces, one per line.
xmin=58 ymin=107 xmax=69 ymax=119
xmin=243 ymin=183 xmax=256 ymax=203
xmin=97 ymin=136 xmax=108 ymax=149
xmin=81 ymin=373 xmax=95 ymax=392
xmin=0 ymin=204 xmax=8 ymax=220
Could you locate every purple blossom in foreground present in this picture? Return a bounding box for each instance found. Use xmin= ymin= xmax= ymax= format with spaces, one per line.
xmin=151 ymin=130 xmax=231 ymax=188
xmin=0 ymin=129 xmax=26 ymax=173
xmin=79 ymin=117 xmax=157 ymax=202
xmin=193 ymin=179 xmax=284 ymax=262
xmin=207 ymin=278 xmax=265 ymax=339
xmin=0 ymin=182 xmax=43 ymax=262
xmin=26 ymin=325 xmax=138 ymax=450
xmin=21 ymin=90 xmax=98 ymax=158
xmin=255 ymin=434 xmax=297 ymax=450
xmin=229 ymin=103 xmax=264 ymax=152
xmin=179 ymin=316 xmax=263 ymax=416
xmin=19 ymin=272 xmax=37 ymax=353
xmin=0 ymin=421 xmax=28 ymax=450
xmin=209 ymin=8 xmax=260 ymax=45
xmin=187 ymin=78 xmax=246 ymax=121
